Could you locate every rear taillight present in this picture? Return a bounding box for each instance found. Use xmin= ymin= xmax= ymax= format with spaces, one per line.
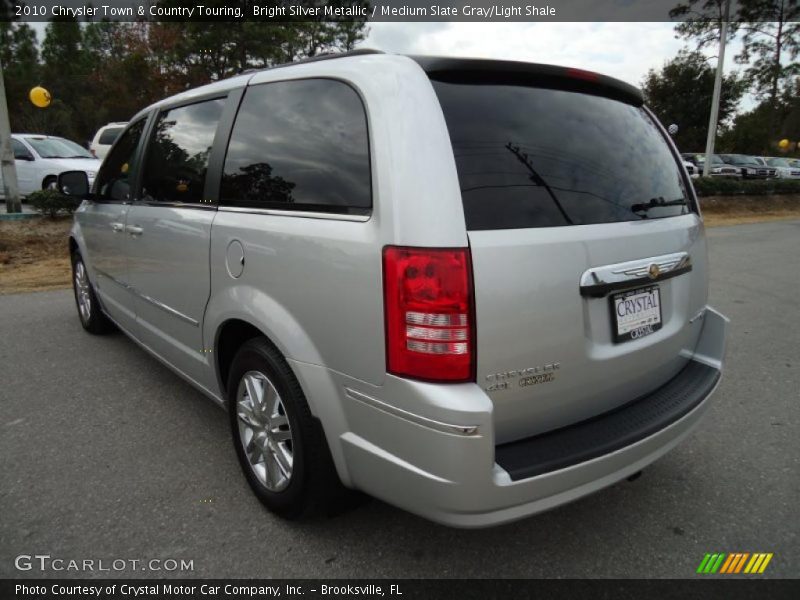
xmin=383 ymin=246 xmax=475 ymax=382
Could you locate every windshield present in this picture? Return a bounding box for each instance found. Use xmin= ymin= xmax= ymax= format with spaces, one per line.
xmin=729 ymin=154 xmax=759 ymax=165
xmin=432 ymin=79 xmax=689 ymax=229
xmin=25 ymin=137 xmax=94 ymax=159
xmin=766 ymin=157 xmax=789 ymax=168
xmin=692 ymin=154 xmax=725 ymax=165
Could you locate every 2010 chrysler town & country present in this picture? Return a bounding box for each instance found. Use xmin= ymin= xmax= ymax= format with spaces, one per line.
xmin=64 ymin=51 xmax=728 ymax=527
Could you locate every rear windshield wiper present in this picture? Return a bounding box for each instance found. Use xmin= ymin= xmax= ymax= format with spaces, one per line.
xmin=631 ymin=197 xmax=686 ymax=215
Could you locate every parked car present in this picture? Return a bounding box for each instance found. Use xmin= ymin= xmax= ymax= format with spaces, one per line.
xmin=60 ymin=51 xmax=728 ymax=528
xmin=719 ymin=154 xmax=776 ymax=179
xmin=682 ymin=159 xmax=700 ymax=178
xmin=0 ymin=134 xmax=100 ymax=197
xmin=685 ymin=153 xmax=740 ymax=177
xmin=89 ymin=122 xmax=128 ymax=160
xmin=759 ymin=157 xmax=800 ymax=179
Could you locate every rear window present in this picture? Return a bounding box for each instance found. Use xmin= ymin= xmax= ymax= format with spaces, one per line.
xmin=98 ymin=127 xmax=124 ymax=145
xmin=431 ymin=79 xmax=691 ymax=230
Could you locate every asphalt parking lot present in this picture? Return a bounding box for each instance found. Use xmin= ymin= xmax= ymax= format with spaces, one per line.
xmin=1 ymin=220 xmax=798 ymax=579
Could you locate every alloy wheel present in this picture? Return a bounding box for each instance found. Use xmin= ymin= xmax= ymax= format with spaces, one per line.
xmin=236 ymin=370 xmax=294 ymax=492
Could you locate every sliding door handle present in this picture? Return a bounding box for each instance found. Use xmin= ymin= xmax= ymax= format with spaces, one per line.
xmin=126 ymin=225 xmax=144 ymax=236
xmin=110 ymin=222 xmax=125 ymax=233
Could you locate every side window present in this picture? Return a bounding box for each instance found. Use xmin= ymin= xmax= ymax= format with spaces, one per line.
xmin=140 ymin=98 xmax=224 ymax=205
xmin=95 ymin=120 xmax=146 ymax=202
xmin=12 ymin=139 xmax=34 ymax=160
xmin=221 ymin=79 xmax=371 ymax=215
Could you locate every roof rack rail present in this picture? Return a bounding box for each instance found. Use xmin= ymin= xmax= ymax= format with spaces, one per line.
xmin=239 ymin=48 xmax=384 ymax=76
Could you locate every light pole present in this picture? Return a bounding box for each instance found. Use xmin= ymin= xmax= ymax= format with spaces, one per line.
xmin=702 ymin=0 xmax=731 ymax=177
xmin=0 ymin=57 xmax=22 ymax=213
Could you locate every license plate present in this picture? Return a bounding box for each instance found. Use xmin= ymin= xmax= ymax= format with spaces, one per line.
xmin=610 ymin=285 xmax=662 ymax=343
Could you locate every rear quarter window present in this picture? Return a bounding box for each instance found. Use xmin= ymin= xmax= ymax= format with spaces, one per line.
xmin=221 ymin=78 xmax=371 ymax=215
xmin=432 ymin=79 xmax=691 ymax=230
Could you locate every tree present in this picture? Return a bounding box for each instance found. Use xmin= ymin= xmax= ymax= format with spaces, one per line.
xmin=152 ymin=0 xmax=369 ymax=82
xmin=719 ymin=77 xmax=800 ymax=155
xmin=670 ymin=0 xmax=740 ymax=49
xmin=735 ymin=0 xmax=800 ymax=106
xmin=643 ymin=50 xmax=746 ymax=151
xmin=0 ymin=21 xmax=42 ymax=134
xmin=39 ymin=18 xmax=92 ymax=141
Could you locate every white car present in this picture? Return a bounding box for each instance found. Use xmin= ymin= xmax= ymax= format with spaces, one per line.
xmin=682 ymin=160 xmax=700 ymax=178
xmin=760 ymin=156 xmax=800 ymax=179
xmin=0 ymin=134 xmax=100 ymax=197
xmin=89 ymin=122 xmax=128 ymax=160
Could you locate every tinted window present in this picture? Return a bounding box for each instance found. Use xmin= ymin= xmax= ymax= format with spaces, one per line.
xmin=98 ymin=127 xmax=125 ymax=145
xmin=432 ymin=80 xmax=690 ymax=230
xmin=12 ymin=139 xmax=33 ymax=160
xmin=95 ymin=120 xmax=146 ymax=202
xmin=141 ymin=98 xmax=224 ymax=205
xmin=221 ymin=79 xmax=371 ymax=214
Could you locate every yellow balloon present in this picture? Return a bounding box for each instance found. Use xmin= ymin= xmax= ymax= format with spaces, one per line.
xmin=29 ymin=86 xmax=51 ymax=108
xmin=778 ymin=138 xmax=790 ymax=150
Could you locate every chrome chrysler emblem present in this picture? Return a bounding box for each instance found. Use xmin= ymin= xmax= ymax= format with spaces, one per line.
xmin=648 ymin=263 xmax=661 ymax=279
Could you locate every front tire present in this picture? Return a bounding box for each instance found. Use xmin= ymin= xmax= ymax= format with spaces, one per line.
xmin=71 ymin=252 xmax=114 ymax=334
xmin=227 ymin=338 xmax=343 ymax=519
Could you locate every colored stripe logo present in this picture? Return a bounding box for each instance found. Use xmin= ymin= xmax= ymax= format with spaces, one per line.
xmin=697 ymin=553 xmax=773 ymax=574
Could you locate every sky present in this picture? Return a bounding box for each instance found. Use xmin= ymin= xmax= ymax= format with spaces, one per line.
xmin=359 ymin=22 xmax=753 ymax=109
xmin=27 ymin=21 xmax=756 ymax=111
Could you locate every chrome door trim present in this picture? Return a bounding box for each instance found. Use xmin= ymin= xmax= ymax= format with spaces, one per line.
xmin=94 ymin=267 xmax=127 ymax=289
xmin=344 ymin=387 xmax=479 ymax=437
xmin=95 ymin=268 xmax=199 ymax=327
xmin=135 ymin=290 xmax=200 ymax=327
xmin=218 ymin=206 xmax=370 ymax=222
xmin=579 ymin=251 xmax=692 ymax=297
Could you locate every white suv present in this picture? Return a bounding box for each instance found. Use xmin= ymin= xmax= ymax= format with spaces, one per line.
xmin=89 ymin=122 xmax=128 ymax=160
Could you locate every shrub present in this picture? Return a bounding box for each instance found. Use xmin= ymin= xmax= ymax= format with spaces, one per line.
xmin=693 ymin=177 xmax=800 ymax=197
xmin=27 ymin=189 xmax=81 ymax=218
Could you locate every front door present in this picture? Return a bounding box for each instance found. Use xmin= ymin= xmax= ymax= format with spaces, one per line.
xmin=125 ymin=97 xmax=226 ymax=386
xmin=11 ymin=139 xmax=36 ymax=195
xmin=78 ymin=119 xmax=148 ymax=332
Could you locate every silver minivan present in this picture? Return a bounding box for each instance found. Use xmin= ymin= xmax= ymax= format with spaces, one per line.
xmin=64 ymin=51 xmax=728 ymax=527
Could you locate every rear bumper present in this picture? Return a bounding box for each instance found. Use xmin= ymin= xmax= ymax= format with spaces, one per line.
xmin=290 ymin=306 xmax=728 ymax=528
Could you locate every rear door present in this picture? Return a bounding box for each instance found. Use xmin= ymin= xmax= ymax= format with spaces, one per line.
xmin=431 ymin=73 xmax=709 ymax=444
xmin=125 ymin=94 xmax=230 ymax=385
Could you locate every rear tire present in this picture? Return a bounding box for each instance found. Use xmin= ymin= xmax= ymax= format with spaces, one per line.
xmin=227 ymin=337 xmax=348 ymax=519
xmin=71 ymin=252 xmax=114 ymax=334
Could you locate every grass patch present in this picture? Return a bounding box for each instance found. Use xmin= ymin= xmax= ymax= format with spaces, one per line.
xmin=0 ymin=217 xmax=72 ymax=294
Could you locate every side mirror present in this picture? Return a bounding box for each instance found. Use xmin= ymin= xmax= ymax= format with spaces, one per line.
xmin=57 ymin=171 xmax=90 ymax=197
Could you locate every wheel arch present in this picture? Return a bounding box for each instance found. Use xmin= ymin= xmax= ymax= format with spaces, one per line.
xmin=42 ymin=174 xmax=58 ymax=189
xmin=214 ymin=318 xmax=270 ymax=401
